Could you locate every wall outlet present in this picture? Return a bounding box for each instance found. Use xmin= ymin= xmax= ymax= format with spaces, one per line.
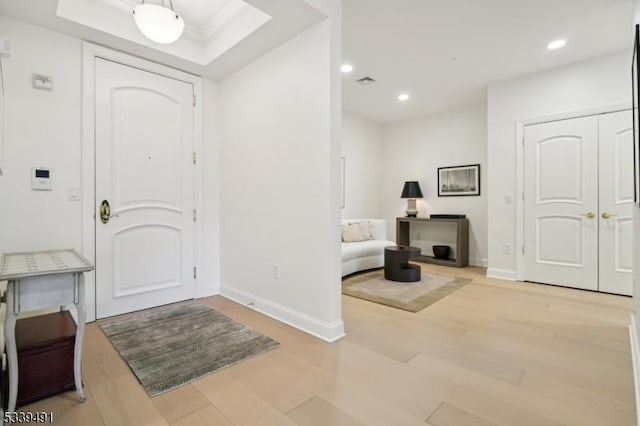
xmin=272 ymin=264 xmax=280 ymax=279
xmin=502 ymin=244 xmax=511 ymax=254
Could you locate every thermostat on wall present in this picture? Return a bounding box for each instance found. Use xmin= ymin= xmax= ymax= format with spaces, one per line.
xmin=31 ymin=167 xmax=52 ymax=191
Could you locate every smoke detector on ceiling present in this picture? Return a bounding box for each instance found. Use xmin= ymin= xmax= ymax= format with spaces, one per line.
xmin=356 ymin=76 xmax=376 ymax=86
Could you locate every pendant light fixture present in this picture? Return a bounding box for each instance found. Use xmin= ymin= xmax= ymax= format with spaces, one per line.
xmin=133 ymin=0 xmax=185 ymax=44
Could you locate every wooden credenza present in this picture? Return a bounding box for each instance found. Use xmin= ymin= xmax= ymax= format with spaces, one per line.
xmin=396 ymin=217 xmax=469 ymax=267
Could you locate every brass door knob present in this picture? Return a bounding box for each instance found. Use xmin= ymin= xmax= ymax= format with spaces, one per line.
xmin=100 ymin=200 xmax=111 ymax=224
xmin=601 ymin=212 xmax=617 ymax=219
xmin=579 ymin=212 xmax=595 ymax=219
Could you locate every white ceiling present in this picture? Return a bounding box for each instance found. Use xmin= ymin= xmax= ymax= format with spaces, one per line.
xmin=342 ymin=0 xmax=633 ymax=123
xmin=0 ymin=0 xmax=325 ymax=80
xmin=103 ymin=0 xmax=258 ymax=42
xmin=170 ymin=0 xmax=231 ymax=30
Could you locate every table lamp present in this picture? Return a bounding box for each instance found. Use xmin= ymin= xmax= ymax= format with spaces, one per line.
xmin=401 ymin=181 xmax=423 ymax=217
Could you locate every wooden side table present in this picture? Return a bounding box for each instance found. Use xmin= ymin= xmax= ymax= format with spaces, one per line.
xmin=0 ymin=249 xmax=94 ymax=413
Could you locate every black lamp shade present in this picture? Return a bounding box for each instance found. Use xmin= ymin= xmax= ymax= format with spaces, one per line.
xmin=401 ymin=181 xmax=423 ymax=198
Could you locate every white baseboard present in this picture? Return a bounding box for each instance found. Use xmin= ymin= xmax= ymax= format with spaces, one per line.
xmin=629 ymin=312 xmax=640 ymax=426
xmin=195 ymin=282 xmax=220 ymax=299
xmin=220 ymin=284 xmax=345 ymax=343
xmin=486 ymin=267 xmax=516 ymax=281
xmin=469 ymin=257 xmax=488 ymax=267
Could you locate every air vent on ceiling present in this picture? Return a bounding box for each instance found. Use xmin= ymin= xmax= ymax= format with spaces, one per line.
xmin=356 ymin=76 xmax=376 ymax=85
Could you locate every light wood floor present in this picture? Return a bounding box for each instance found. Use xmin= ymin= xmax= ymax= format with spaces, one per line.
xmin=20 ymin=265 xmax=636 ymax=425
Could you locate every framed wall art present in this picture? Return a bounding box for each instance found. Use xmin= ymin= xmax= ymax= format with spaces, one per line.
xmin=438 ymin=164 xmax=480 ymax=197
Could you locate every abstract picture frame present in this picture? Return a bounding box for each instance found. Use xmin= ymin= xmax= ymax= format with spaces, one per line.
xmin=438 ymin=164 xmax=480 ymax=197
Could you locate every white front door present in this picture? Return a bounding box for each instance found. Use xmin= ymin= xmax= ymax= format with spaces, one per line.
xmin=598 ymin=110 xmax=634 ymax=295
xmin=95 ymin=58 xmax=195 ymax=318
xmin=524 ymin=116 xmax=599 ymax=291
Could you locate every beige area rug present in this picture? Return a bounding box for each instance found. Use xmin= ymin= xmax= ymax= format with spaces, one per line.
xmin=342 ymin=269 xmax=471 ymax=312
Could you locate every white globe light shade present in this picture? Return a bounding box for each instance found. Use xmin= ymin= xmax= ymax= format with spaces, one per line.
xmin=133 ymin=3 xmax=185 ymax=44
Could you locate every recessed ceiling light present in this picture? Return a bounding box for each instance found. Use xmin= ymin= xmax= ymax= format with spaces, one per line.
xmin=398 ymin=93 xmax=410 ymax=102
xmin=340 ymin=64 xmax=353 ymax=73
xmin=547 ymin=39 xmax=566 ymax=50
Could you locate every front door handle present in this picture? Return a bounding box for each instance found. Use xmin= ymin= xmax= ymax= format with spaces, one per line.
xmin=100 ymin=200 xmax=111 ymax=224
xmin=579 ymin=212 xmax=595 ymax=219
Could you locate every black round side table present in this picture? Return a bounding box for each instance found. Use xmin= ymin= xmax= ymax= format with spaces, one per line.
xmin=384 ymin=246 xmax=421 ymax=282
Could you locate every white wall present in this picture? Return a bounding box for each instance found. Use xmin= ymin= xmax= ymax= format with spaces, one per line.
xmin=630 ymin=2 xmax=640 ymax=422
xmin=379 ymin=102 xmax=488 ymax=266
xmin=200 ymin=78 xmax=222 ymax=296
xmin=0 ymin=16 xmax=221 ymax=310
xmin=341 ymin=111 xmax=382 ymax=219
xmin=487 ymin=51 xmax=630 ymax=279
xmin=0 ymin=16 xmax=82 ymax=253
xmin=633 ymin=0 xmax=640 ymax=323
xmin=634 ymin=206 xmax=640 ymax=423
xmin=218 ymin=13 xmax=344 ymax=341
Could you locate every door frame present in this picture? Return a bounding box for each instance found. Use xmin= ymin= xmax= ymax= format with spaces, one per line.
xmin=514 ymin=103 xmax=630 ymax=282
xmin=82 ymin=42 xmax=204 ymax=322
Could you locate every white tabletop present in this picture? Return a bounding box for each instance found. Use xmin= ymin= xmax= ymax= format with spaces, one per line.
xmin=0 ymin=249 xmax=94 ymax=281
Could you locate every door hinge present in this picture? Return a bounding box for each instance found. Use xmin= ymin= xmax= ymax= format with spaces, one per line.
xmin=193 ymin=209 xmax=197 ymax=221
xmin=193 ymin=94 xmax=196 ymax=107
xmin=192 ymin=152 xmax=197 ymax=165
xmin=193 ymin=266 xmax=197 ymax=279
xmin=522 ymin=246 xmax=525 ymax=254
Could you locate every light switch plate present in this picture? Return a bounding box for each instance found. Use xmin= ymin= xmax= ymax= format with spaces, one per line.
xmin=68 ymin=186 xmax=80 ymax=201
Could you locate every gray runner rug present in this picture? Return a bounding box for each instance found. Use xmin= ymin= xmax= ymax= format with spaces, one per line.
xmin=99 ymin=303 xmax=280 ymax=396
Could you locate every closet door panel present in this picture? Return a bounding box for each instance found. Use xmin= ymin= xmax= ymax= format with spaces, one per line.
xmin=598 ymin=110 xmax=633 ymax=295
xmin=523 ymin=116 xmax=599 ymax=290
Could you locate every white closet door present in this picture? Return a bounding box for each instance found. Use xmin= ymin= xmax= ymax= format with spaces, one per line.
xmin=95 ymin=58 xmax=195 ymax=318
xmin=524 ymin=116 xmax=599 ymax=290
xmin=598 ymin=110 xmax=634 ymax=295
